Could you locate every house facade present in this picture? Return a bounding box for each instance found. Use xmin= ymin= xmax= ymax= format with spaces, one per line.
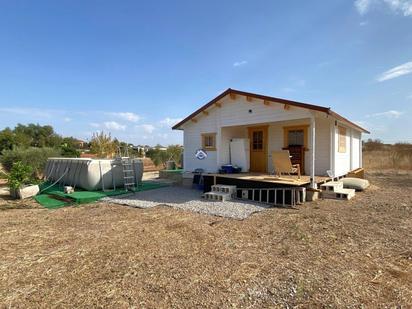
xmin=173 ymin=89 xmax=369 ymax=185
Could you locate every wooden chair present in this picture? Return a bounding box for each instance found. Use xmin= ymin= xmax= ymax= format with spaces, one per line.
xmin=271 ymin=150 xmax=301 ymax=179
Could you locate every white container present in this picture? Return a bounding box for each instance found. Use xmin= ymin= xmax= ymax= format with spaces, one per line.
xmin=230 ymin=138 xmax=250 ymax=172
xmin=17 ymin=185 xmax=40 ymax=199
xmin=44 ymin=158 xmax=143 ymax=191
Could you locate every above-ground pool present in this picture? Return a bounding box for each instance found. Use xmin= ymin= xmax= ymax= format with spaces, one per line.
xmin=44 ymin=158 xmax=143 ymax=191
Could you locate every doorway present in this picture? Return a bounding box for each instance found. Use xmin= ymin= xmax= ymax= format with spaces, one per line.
xmin=248 ymin=126 xmax=268 ymax=173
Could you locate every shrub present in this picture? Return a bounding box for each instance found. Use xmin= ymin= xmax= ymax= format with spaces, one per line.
xmin=60 ymin=145 xmax=80 ymax=157
xmin=7 ymin=161 xmax=33 ymax=190
xmin=1 ymin=147 xmax=60 ymax=178
xmin=90 ymin=131 xmax=116 ymax=158
xmin=145 ymin=145 xmax=183 ymax=168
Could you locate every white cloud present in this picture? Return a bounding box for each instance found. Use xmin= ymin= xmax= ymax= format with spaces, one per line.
xmin=107 ymin=112 xmax=141 ymax=122
xmin=0 ymin=107 xmax=54 ymax=118
xmin=366 ymin=110 xmax=404 ymax=118
xmin=355 ymin=0 xmax=412 ymax=16
xmin=136 ymin=124 xmax=155 ymax=134
xmin=104 ymin=121 xmax=126 ymax=131
xmin=233 ymin=60 xmax=248 ymax=67
xmin=355 ymin=0 xmax=373 ymax=14
xmin=383 ymin=0 xmax=412 ymax=16
xmin=377 ymin=61 xmax=412 ymax=81
xmin=63 ymin=117 xmax=71 ymax=122
xmin=359 ymin=21 xmax=368 ymax=26
xmin=159 ymin=117 xmax=183 ymax=127
xmin=89 ymin=122 xmax=100 ymax=128
xmin=407 ymin=94 xmax=412 ymax=99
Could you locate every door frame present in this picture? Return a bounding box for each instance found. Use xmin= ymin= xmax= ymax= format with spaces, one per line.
xmin=247 ymin=125 xmax=268 ymax=173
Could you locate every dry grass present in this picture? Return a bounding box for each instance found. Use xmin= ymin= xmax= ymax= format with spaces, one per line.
xmin=0 ymin=172 xmax=411 ymax=308
xmin=364 ymin=145 xmax=412 ymax=171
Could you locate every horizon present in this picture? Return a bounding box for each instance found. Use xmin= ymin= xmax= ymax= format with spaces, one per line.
xmin=0 ymin=0 xmax=411 ymax=144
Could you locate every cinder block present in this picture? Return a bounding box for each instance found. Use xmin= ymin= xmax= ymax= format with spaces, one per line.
xmin=211 ymin=185 xmax=237 ymax=194
xmin=241 ymin=190 xmax=249 ymax=199
xmin=321 ymin=188 xmax=355 ymax=200
xmin=320 ymin=181 xmax=343 ymax=192
xmin=202 ymin=191 xmax=232 ymax=201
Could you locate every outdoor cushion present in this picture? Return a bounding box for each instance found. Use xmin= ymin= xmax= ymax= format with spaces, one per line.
xmin=341 ymin=177 xmax=370 ymax=191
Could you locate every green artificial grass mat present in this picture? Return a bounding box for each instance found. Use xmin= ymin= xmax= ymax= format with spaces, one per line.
xmin=34 ymin=181 xmax=169 ymax=209
xmin=34 ymin=194 xmax=69 ymax=209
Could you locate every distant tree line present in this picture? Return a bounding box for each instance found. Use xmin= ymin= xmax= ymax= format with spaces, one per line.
xmin=0 ymin=123 xmax=82 ymax=155
xmin=0 ymin=124 xmax=83 ymax=178
xmin=363 ymin=139 xmax=412 ymax=153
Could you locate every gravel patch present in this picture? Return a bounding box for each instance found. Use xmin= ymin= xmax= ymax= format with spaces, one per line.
xmin=102 ymin=186 xmax=270 ymax=219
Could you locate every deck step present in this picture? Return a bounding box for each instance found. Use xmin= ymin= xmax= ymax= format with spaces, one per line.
xmin=202 ymin=191 xmax=233 ymax=201
xmin=211 ymin=185 xmax=237 ymax=194
xmin=321 ymin=188 xmax=355 ymax=200
xmin=320 ymin=181 xmax=343 ymax=192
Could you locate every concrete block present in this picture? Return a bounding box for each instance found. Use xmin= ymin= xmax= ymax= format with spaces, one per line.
xmin=211 ymin=185 xmax=237 ymax=194
xmin=320 ymin=181 xmax=343 ymax=192
xmin=202 ymin=191 xmax=232 ymax=201
xmin=322 ymin=188 xmax=355 ymax=200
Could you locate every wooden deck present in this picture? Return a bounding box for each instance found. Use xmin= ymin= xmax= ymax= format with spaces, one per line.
xmin=205 ymin=173 xmax=330 ymax=186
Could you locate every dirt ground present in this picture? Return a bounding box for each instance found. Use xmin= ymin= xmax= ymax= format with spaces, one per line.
xmin=0 ymin=172 xmax=411 ymax=308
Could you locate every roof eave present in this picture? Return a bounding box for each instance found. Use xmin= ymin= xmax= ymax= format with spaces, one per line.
xmin=172 ymin=88 xmax=370 ymax=134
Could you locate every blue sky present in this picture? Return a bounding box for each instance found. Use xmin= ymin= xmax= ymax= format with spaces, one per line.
xmin=0 ymin=0 xmax=411 ymax=145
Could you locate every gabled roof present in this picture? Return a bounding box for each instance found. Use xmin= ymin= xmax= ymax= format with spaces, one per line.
xmin=172 ymin=88 xmax=369 ymax=133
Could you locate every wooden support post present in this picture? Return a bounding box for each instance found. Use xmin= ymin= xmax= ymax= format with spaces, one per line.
xmin=215 ymin=102 xmax=222 ymax=108
xmin=191 ymin=118 xmax=197 ymax=123
xmin=229 ymin=93 xmax=236 ymax=100
xmin=284 ymin=104 xmax=290 ymax=110
xmin=263 ymin=100 xmax=270 ymax=106
xmin=203 ymin=110 xmax=209 ymax=116
xmin=246 ymin=96 xmax=253 ymax=102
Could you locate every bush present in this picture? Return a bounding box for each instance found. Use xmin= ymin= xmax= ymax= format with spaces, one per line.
xmin=7 ymin=161 xmax=33 ymax=190
xmin=60 ymin=145 xmax=80 ymax=157
xmin=1 ymin=147 xmax=60 ymax=178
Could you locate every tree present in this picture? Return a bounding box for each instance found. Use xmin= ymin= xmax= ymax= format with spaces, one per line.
xmin=166 ymin=145 xmax=183 ymax=167
xmin=0 ymin=128 xmax=14 ymax=153
xmin=13 ymin=123 xmax=62 ymax=148
xmin=90 ymin=131 xmax=116 ymax=158
xmin=146 ymin=145 xmax=183 ymax=168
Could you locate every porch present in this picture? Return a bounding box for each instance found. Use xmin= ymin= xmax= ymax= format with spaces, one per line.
xmin=216 ymin=116 xmax=331 ymax=187
xmin=202 ymin=173 xmax=331 ymax=194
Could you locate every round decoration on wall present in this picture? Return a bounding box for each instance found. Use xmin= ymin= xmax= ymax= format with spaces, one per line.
xmin=195 ymin=149 xmax=208 ymax=160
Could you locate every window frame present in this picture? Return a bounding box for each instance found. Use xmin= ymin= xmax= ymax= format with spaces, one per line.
xmin=201 ymin=133 xmax=217 ymax=151
xmin=283 ymin=125 xmax=309 ymax=150
xmin=338 ymin=126 xmax=347 ymax=153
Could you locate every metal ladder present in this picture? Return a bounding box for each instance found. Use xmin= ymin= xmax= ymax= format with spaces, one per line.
xmin=122 ymin=157 xmax=136 ymax=191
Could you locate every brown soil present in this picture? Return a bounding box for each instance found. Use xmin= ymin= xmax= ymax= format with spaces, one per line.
xmin=0 ymin=172 xmax=411 ymax=308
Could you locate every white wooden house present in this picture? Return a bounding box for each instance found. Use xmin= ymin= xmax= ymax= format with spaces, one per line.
xmin=173 ymin=89 xmax=369 ymax=188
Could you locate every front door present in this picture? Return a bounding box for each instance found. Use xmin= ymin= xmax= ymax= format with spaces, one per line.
xmin=248 ymin=126 xmax=268 ymax=173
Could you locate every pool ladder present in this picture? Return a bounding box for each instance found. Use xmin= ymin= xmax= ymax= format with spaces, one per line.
xmin=122 ymin=158 xmax=136 ymax=191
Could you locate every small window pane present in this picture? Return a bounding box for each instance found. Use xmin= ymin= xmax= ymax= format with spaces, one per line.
xmin=288 ymin=130 xmax=304 ymax=146
xmin=202 ymin=133 xmax=216 ymax=149
xmin=252 ymin=131 xmax=263 ymax=150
